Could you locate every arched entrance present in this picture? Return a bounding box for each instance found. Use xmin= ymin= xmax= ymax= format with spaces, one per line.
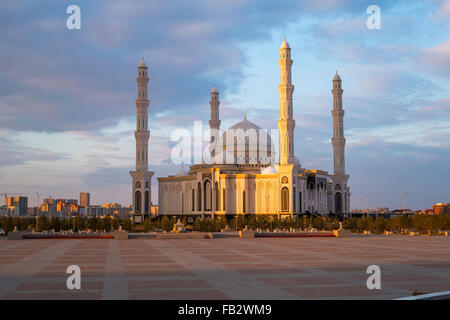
xmin=204 ymin=180 xmax=212 ymax=211
xmin=335 ymin=192 xmax=342 ymax=214
xmin=135 ymin=191 xmax=141 ymax=213
xmin=281 ymin=187 xmax=289 ymax=212
xmin=145 ymin=191 xmax=149 ymax=214
xmin=197 ymin=182 xmax=201 ymax=211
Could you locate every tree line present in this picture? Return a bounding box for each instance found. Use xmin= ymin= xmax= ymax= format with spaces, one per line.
xmin=1 ymin=214 xmax=449 ymax=235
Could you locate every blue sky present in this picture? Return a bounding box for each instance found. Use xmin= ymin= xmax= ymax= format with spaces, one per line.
xmin=0 ymin=0 xmax=449 ymax=210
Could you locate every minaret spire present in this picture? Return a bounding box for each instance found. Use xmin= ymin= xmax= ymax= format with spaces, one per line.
xmin=135 ymin=57 xmax=149 ymax=171
xmin=209 ymin=84 xmax=221 ymax=157
xmin=130 ymin=57 xmax=154 ymax=223
xmin=278 ymin=37 xmax=296 ymax=165
xmin=331 ymin=71 xmax=345 ymax=175
xmin=331 ymin=71 xmax=350 ymax=214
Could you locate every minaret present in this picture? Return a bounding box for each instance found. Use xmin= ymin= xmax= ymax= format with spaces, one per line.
xmin=135 ymin=57 xmax=149 ymax=171
xmin=130 ymin=57 xmax=154 ymax=223
xmin=278 ymin=37 xmax=296 ymax=166
xmin=331 ymin=71 xmax=350 ymax=213
xmin=209 ymin=84 xmax=221 ymax=157
xmin=331 ymin=71 xmax=345 ymax=175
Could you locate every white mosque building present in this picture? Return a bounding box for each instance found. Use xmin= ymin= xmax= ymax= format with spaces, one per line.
xmin=130 ymin=38 xmax=350 ymax=222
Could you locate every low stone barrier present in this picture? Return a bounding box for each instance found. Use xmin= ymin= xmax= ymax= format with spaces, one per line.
xmin=114 ymin=231 xmax=129 ymax=240
xmin=239 ymin=230 xmax=255 ymax=238
xmin=8 ymin=231 xmax=23 ymax=240
xmin=156 ymin=232 xmax=209 ymax=239
xmin=333 ymin=229 xmax=352 ymax=238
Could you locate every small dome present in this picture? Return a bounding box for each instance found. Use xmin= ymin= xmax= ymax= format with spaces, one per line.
xmin=280 ymin=37 xmax=290 ymax=49
xmin=333 ymin=71 xmax=341 ymax=81
xmin=261 ymin=165 xmax=278 ymax=175
xmin=211 ymin=84 xmax=218 ymax=94
xmin=138 ymin=57 xmax=147 ymax=68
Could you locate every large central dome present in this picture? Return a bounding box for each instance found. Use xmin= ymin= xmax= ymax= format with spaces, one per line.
xmin=214 ymin=118 xmax=275 ymax=165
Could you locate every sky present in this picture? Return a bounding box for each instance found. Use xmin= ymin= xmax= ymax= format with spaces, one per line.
xmin=0 ymin=0 xmax=449 ymax=210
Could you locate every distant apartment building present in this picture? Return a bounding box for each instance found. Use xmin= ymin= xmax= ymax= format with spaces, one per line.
xmin=103 ymin=203 xmax=132 ymax=218
xmin=5 ymin=196 xmax=28 ymax=216
xmin=433 ymin=203 xmax=449 ymax=215
xmin=80 ymin=192 xmax=90 ymax=207
xmin=56 ymin=201 xmax=79 ymax=216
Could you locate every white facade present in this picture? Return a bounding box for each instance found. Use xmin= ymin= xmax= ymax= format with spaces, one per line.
xmin=155 ymin=39 xmax=349 ymax=217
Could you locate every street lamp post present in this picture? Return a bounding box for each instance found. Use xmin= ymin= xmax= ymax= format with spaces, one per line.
xmin=402 ymin=192 xmax=407 ymax=215
xmin=362 ymin=194 xmax=368 ymax=218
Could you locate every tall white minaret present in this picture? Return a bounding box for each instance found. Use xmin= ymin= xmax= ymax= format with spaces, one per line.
xmin=130 ymin=57 xmax=154 ymax=223
xmin=278 ymin=37 xmax=296 ymax=166
xmin=209 ymin=84 xmax=221 ymax=157
xmin=331 ymin=71 xmax=350 ymax=213
xmin=331 ymin=71 xmax=345 ymax=175
xmin=135 ymin=57 xmax=149 ymax=171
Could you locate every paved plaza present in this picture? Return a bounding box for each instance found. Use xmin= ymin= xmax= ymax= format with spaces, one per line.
xmin=0 ymin=235 xmax=449 ymax=300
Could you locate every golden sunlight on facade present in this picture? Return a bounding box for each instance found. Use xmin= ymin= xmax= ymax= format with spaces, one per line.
xmin=132 ymin=39 xmax=350 ymax=221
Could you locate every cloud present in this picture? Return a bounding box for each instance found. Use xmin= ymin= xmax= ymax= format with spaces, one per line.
xmin=0 ymin=134 xmax=69 ymax=167
xmin=434 ymin=0 xmax=450 ymax=21
xmin=420 ymin=37 xmax=450 ymax=77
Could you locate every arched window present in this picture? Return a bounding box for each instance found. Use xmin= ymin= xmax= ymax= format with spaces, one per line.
xmin=181 ymin=193 xmax=184 ymax=214
xmin=299 ymin=191 xmax=302 ymax=213
xmin=192 ymin=188 xmax=195 ymax=212
xmin=222 ymin=189 xmax=226 ymax=211
xmin=281 ymin=187 xmax=289 ymax=212
xmin=135 ymin=181 xmax=141 ymax=189
xmin=135 ymin=191 xmax=141 ymax=213
xmin=215 ymin=182 xmax=220 ymax=211
xmin=243 ymin=191 xmax=246 ymax=213
xmin=335 ymin=192 xmax=342 ymax=213
xmin=204 ymin=180 xmax=212 ymax=211
xmin=293 ymin=187 xmax=296 ymax=212
xmin=197 ymin=182 xmax=202 ymax=211
xmin=145 ymin=191 xmax=149 ymax=214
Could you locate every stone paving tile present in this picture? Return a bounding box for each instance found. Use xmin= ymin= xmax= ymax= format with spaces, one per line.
xmin=16 ymin=281 xmax=104 ymax=291
xmin=238 ymin=267 xmax=308 ymax=275
xmin=262 ymin=276 xmax=346 ymax=286
xmin=414 ymin=262 xmax=450 ymax=269
xmin=130 ymin=289 xmax=230 ymax=300
xmin=4 ymin=292 xmax=103 ymax=300
xmin=123 ymin=264 xmax=185 ymax=271
xmin=318 ymin=265 xmax=367 ymax=272
xmin=1 ymin=236 xmax=449 ymax=300
xmin=391 ymin=282 xmax=450 ymax=292
xmin=125 ymin=270 xmax=195 ymax=277
xmin=33 ymin=270 xmax=105 ymax=278
xmin=41 ymin=265 xmax=105 ymax=272
xmin=350 ymin=273 xmax=444 ymax=283
xmin=128 ymin=280 xmax=212 ymax=289
xmin=283 ymin=286 xmax=392 ymax=299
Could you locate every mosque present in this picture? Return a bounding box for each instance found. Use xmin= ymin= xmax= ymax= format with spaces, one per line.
xmin=130 ymin=38 xmax=350 ymax=223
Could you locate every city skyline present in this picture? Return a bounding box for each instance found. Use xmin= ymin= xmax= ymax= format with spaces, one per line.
xmin=1 ymin=1 xmax=449 ymax=210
